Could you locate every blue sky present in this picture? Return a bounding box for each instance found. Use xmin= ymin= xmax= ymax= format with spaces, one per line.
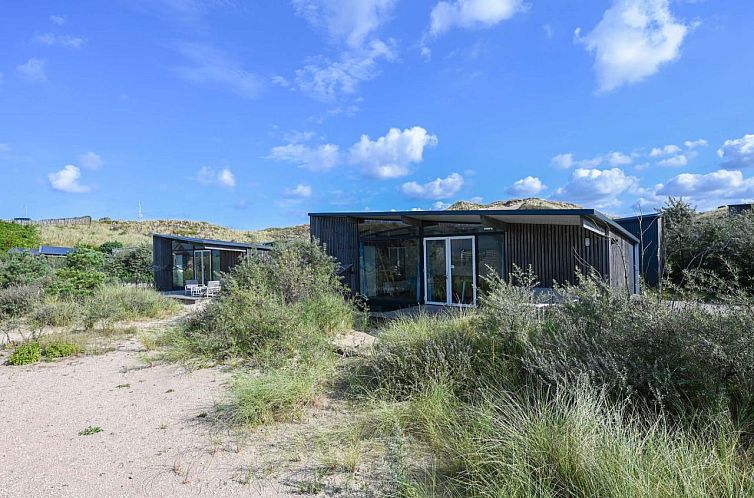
xmin=1 ymin=0 xmax=754 ymax=229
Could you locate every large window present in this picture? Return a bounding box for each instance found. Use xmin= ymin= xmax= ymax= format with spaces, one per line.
xmin=360 ymin=239 xmax=420 ymax=307
xmin=477 ymin=234 xmax=505 ymax=293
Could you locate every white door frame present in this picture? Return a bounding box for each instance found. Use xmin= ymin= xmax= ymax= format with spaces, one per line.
xmin=193 ymin=249 xmax=211 ymax=285
xmin=423 ymin=236 xmax=477 ymax=307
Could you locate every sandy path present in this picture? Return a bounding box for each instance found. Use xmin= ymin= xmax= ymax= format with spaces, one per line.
xmin=0 ymin=339 xmax=296 ymax=498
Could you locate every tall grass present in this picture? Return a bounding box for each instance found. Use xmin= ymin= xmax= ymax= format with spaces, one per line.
xmin=82 ymin=286 xmax=180 ymax=329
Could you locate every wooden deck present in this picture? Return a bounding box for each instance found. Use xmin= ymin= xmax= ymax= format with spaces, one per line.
xmin=160 ymin=291 xmax=205 ymax=305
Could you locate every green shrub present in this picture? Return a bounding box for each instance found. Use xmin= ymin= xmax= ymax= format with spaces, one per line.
xmin=48 ymin=267 xmax=105 ymax=297
xmin=301 ymin=292 xmax=357 ymax=334
xmin=28 ymin=299 xmax=80 ymax=328
xmin=98 ymin=240 xmax=124 ymax=254
xmin=0 ymin=252 xmax=49 ymax=288
xmin=0 ymin=285 xmax=41 ymax=319
xmin=43 ymin=339 xmax=83 ymax=359
xmin=104 ymin=244 xmax=153 ymax=284
xmin=0 ymin=221 xmax=40 ymax=252
xmin=8 ymin=341 xmax=41 ymax=365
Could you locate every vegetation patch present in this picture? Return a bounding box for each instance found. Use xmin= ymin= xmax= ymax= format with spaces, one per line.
xmin=7 ymin=341 xmax=42 ymax=365
xmin=42 ymin=339 xmax=84 ymax=359
xmin=78 ymin=426 xmax=103 ymax=436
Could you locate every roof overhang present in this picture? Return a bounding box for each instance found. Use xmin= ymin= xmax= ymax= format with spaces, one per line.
xmin=309 ymin=209 xmax=639 ymax=243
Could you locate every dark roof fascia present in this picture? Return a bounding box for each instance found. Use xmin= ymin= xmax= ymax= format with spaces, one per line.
xmin=152 ymin=233 xmax=271 ymax=251
xmin=308 ymin=209 xmax=640 ymax=243
xmin=614 ymin=212 xmax=663 ymax=222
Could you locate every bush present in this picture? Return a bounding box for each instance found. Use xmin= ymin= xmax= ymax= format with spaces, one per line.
xmin=168 ymin=241 xmax=355 ymax=366
xmin=28 ymin=299 xmax=80 ymax=328
xmin=104 ymin=244 xmax=153 ymax=284
xmin=8 ymin=341 xmax=41 ymax=365
xmin=0 ymin=285 xmax=42 ymax=319
xmin=0 ymin=252 xmax=49 ymax=288
xmin=42 ymin=339 xmax=83 ymax=359
xmin=98 ymin=241 xmax=124 ymax=254
xmin=48 ymin=267 xmax=105 ymax=297
xmin=0 ymin=221 xmax=40 ymax=252
xmin=82 ymin=286 xmax=179 ymax=329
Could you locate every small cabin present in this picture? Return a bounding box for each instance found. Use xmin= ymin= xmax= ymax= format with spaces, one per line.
xmin=309 ymin=208 xmax=640 ymax=310
xmin=152 ymin=234 xmax=271 ymax=292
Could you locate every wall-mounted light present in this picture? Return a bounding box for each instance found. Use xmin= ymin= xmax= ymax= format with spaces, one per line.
xmin=585 ymin=237 xmax=591 ymax=247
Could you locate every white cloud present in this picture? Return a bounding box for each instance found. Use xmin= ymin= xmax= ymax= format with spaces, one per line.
xmin=432 ymin=201 xmax=451 ymax=209
xmin=33 ymin=33 xmax=86 ymax=49
xmin=576 ymin=0 xmax=690 ymax=92
xmin=684 ymin=138 xmax=708 ymax=149
xmin=649 ymin=144 xmax=681 ymax=157
xmin=292 ymin=0 xmax=396 ymax=48
xmin=554 ymin=167 xmax=638 ymax=208
xmin=507 ymin=175 xmax=546 ymax=196
xmin=48 ymin=165 xmax=91 ymax=193
xmin=654 ymin=170 xmax=754 ymax=207
xmin=79 ymin=151 xmax=103 ymax=170
xmin=267 ymin=143 xmax=340 ymax=171
xmin=429 ymin=0 xmax=525 ymax=36
xmin=16 ymin=58 xmax=47 ymax=83
xmin=193 ymin=166 xmax=236 ymax=188
xmin=401 ymin=173 xmax=464 ymax=199
xmin=284 ymin=184 xmax=313 ymax=198
xmin=295 ymin=39 xmax=395 ymax=101
xmin=50 ymin=15 xmax=66 ymax=25
xmin=551 ymin=151 xmax=632 ymax=169
xmin=349 ymin=126 xmax=438 ymax=179
xmin=717 ymin=134 xmax=754 ymax=166
xmin=657 ymin=154 xmax=688 ymax=167
xmin=172 ymin=42 xmax=262 ymax=99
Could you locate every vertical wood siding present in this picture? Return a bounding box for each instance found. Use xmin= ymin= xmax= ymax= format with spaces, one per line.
xmin=503 ymin=224 xmax=611 ymax=287
xmin=608 ymin=229 xmax=633 ymax=290
xmin=152 ymin=236 xmax=173 ymax=291
xmin=310 ymin=216 xmax=360 ymax=294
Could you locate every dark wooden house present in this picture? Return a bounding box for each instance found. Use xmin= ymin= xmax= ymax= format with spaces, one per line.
xmin=310 ymin=209 xmax=640 ymax=310
xmin=152 ymin=234 xmax=270 ymax=292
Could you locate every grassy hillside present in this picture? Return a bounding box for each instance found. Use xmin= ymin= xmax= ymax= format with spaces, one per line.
xmin=448 ymin=197 xmax=581 ymax=211
xmin=39 ymin=219 xmax=309 ymax=248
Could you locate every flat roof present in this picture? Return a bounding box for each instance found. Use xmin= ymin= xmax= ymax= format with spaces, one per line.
xmin=309 ymin=208 xmax=640 ymax=243
xmin=152 ymin=233 xmax=271 ymax=250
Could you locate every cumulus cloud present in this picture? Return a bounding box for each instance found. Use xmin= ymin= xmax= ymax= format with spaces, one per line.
xmin=48 ymin=165 xmax=91 ymax=193
xmin=33 ymin=33 xmax=86 ymax=49
xmin=551 ymin=151 xmax=632 ymax=169
xmin=193 ymin=166 xmax=236 ymax=188
xmin=717 ymin=134 xmax=754 ymax=167
xmin=429 ymin=0 xmax=525 ymax=36
xmin=657 ymin=154 xmax=688 ymax=167
xmin=295 ymin=39 xmax=395 ymax=101
xmin=349 ymin=126 xmax=438 ymax=179
xmin=172 ymin=42 xmax=262 ymax=99
xmin=292 ymin=0 xmax=396 ymax=48
xmin=554 ymin=167 xmax=638 ymax=207
xmin=684 ymin=139 xmax=708 ymax=149
xmin=267 ymin=143 xmax=340 ymax=172
xmin=401 ymin=173 xmax=464 ymax=199
xmin=507 ymin=176 xmax=546 ymax=196
xmin=649 ymin=144 xmax=681 ymax=157
xmin=576 ymin=0 xmax=690 ymax=92
xmin=16 ymin=58 xmax=47 ymax=83
xmin=49 ymin=15 xmax=66 ymax=25
xmin=78 ymin=151 xmax=103 ymax=170
xmin=284 ymin=184 xmax=313 ymax=198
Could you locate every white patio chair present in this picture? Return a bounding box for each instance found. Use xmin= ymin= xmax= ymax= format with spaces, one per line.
xmin=191 ymin=284 xmax=206 ymax=297
xmin=184 ymin=279 xmax=199 ymax=295
xmin=206 ymin=280 xmax=221 ymax=297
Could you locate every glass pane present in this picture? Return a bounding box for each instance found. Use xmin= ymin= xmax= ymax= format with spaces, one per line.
xmin=195 ymin=250 xmax=211 ymax=285
xmin=211 ymin=250 xmax=222 ymax=281
xmin=173 ymin=252 xmax=194 ymax=289
xmin=477 ymin=234 xmax=504 ymax=293
xmin=450 ymin=238 xmax=474 ymax=305
xmin=359 ymin=220 xmax=419 ymax=239
xmin=426 ymin=240 xmax=448 ymax=303
xmin=359 ymin=240 xmax=420 ymax=307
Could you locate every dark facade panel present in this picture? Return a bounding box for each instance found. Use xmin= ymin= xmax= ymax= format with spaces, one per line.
xmin=310 ymin=215 xmax=360 ymax=293
xmin=153 ymin=235 xmax=173 ymax=291
xmin=504 ymin=224 xmax=611 ymax=287
xmin=615 ymin=214 xmax=663 ymax=287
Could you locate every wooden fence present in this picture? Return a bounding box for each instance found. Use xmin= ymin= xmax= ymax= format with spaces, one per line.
xmin=11 ymin=216 xmax=92 ymax=226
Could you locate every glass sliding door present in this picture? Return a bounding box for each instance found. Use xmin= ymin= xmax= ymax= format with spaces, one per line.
xmin=194 ymin=250 xmax=211 ymax=285
xmin=424 ymin=237 xmax=476 ymax=306
xmin=450 ymin=238 xmax=474 ymax=305
xmin=359 ymin=239 xmax=420 ymax=307
xmin=425 ymin=239 xmax=448 ymax=304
